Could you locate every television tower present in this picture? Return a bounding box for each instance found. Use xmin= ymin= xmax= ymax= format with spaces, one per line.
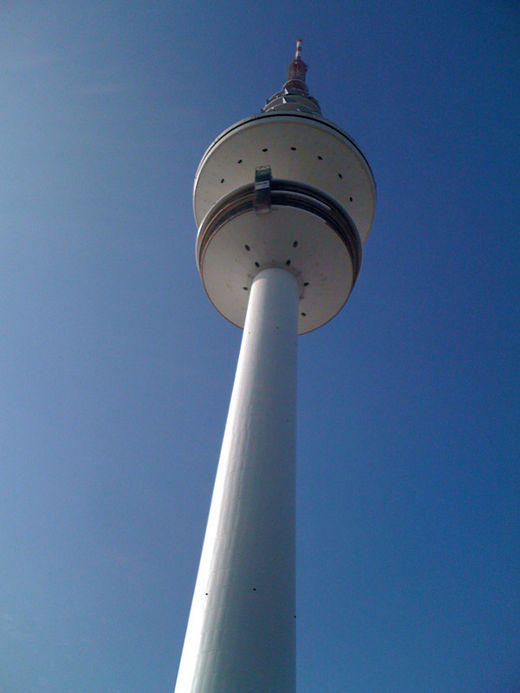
xmin=175 ymin=40 xmax=375 ymax=692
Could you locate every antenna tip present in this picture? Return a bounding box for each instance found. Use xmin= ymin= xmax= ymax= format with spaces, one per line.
xmin=295 ymin=39 xmax=303 ymax=60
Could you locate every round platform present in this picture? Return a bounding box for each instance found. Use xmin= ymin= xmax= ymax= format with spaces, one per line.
xmin=194 ymin=111 xmax=376 ymax=333
xmin=196 ymin=181 xmax=361 ymax=334
xmin=194 ymin=112 xmax=376 ymax=244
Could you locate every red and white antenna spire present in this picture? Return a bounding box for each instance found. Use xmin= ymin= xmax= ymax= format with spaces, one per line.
xmin=284 ymin=38 xmax=308 ymax=93
xmin=263 ymin=38 xmax=322 ymax=114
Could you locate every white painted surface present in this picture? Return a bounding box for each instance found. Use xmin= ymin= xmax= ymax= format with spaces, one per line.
xmin=197 ymin=205 xmax=355 ymax=334
xmin=193 ymin=114 xmax=376 ymax=243
xmin=174 ymin=268 xmax=298 ymax=693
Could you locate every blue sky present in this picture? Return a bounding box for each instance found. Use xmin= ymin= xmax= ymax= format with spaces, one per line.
xmin=1 ymin=1 xmax=518 ymax=691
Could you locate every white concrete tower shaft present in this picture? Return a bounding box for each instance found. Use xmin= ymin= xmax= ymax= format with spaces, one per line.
xmin=175 ymin=268 xmax=298 ymax=692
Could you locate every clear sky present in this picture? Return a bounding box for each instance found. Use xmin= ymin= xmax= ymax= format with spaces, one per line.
xmin=1 ymin=1 xmax=518 ymax=691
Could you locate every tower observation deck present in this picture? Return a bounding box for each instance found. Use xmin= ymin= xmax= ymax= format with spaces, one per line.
xmin=175 ymin=41 xmax=376 ymax=692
